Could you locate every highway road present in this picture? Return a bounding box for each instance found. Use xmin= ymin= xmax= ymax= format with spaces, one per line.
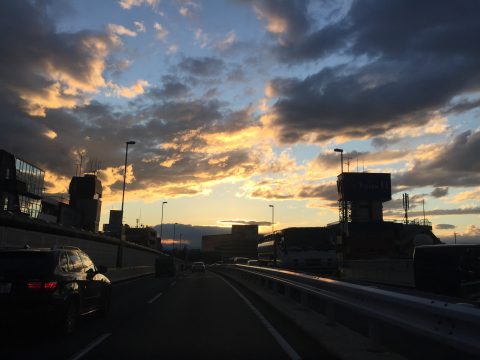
xmin=0 ymin=271 xmax=335 ymax=360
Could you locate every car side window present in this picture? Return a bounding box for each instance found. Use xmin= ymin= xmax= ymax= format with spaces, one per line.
xmin=59 ymin=252 xmax=69 ymax=272
xmin=67 ymin=251 xmax=84 ymax=272
xmin=78 ymin=251 xmax=96 ymax=273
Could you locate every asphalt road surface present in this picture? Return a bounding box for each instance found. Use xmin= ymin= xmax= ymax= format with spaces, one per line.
xmin=0 ymin=271 xmax=335 ymax=360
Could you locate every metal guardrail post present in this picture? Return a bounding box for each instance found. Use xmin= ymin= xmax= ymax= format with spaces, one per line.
xmin=368 ymin=320 xmax=384 ymax=353
xmin=326 ymin=302 xmax=336 ymax=326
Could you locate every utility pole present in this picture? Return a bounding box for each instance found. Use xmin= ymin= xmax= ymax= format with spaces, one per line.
xmin=422 ymin=199 xmax=426 ymax=225
xmin=403 ymin=193 xmax=409 ymax=225
xmin=454 ymin=232 xmax=457 ymax=244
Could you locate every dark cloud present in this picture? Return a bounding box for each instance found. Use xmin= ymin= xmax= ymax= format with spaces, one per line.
xmin=431 ymin=187 xmax=449 ymax=198
xmin=178 ymin=56 xmax=225 ymax=77
xmin=0 ymin=1 xmax=117 ymax=116
xmin=435 ymin=224 xmax=455 ymax=230
xmin=267 ymin=0 xmax=480 ymax=143
xmin=219 ymin=220 xmax=271 ymax=226
xmin=147 ymin=76 xmax=190 ymax=99
xmin=385 ymin=206 xmax=480 ymax=218
xmin=297 ymin=184 xmax=337 ymax=200
xmin=394 ymin=131 xmax=480 ymax=189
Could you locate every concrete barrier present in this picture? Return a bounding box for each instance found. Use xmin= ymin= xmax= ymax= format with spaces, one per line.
xmin=0 ymin=221 xmax=163 ymax=272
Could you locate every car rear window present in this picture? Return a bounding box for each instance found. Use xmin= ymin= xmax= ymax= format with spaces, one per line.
xmin=0 ymin=251 xmax=55 ymax=277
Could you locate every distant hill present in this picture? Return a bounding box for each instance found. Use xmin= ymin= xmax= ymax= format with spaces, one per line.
xmin=153 ymin=223 xmax=231 ymax=249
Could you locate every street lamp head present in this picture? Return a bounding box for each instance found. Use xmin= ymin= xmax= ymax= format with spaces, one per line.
xmin=163 ymin=201 xmax=168 ymax=205
xmin=269 ymin=204 xmax=274 ymax=208
xmin=126 ymin=141 xmax=136 ymax=145
xmin=334 ymin=148 xmax=343 ymax=153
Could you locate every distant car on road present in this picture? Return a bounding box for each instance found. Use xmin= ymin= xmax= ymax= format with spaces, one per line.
xmin=247 ymin=259 xmax=260 ymax=266
xmin=191 ymin=261 xmax=206 ymax=273
xmin=0 ymin=246 xmax=111 ymax=334
xmin=233 ymin=257 xmax=249 ymax=264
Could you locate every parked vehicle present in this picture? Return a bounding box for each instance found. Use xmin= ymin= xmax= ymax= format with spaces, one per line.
xmin=191 ymin=261 xmax=206 ymax=273
xmin=0 ymin=246 xmax=111 ymax=334
xmin=414 ymin=244 xmax=480 ymax=300
xmin=258 ymin=227 xmax=337 ymax=273
xmin=155 ymin=255 xmax=176 ymax=277
xmin=233 ymin=257 xmax=249 ymax=264
xmin=247 ymin=259 xmax=260 ymax=266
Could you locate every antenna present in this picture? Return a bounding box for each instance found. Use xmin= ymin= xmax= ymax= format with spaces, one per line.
xmin=357 ymin=157 xmax=359 ymax=172
xmin=345 ymin=156 xmax=351 ymax=172
xmin=362 ymin=160 xmax=365 ymax=172
xmin=422 ymin=199 xmax=426 ymax=225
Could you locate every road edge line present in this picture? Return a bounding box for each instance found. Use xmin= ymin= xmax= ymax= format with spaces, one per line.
xmin=214 ymin=273 xmax=302 ymax=360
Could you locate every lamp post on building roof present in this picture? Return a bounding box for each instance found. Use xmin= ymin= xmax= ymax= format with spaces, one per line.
xmin=116 ymin=140 xmax=136 ymax=268
xmin=334 ymin=148 xmax=344 ymax=174
xmin=269 ymin=204 xmax=274 ymax=233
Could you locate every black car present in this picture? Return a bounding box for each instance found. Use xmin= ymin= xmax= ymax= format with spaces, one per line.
xmin=0 ymin=246 xmax=111 ymax=334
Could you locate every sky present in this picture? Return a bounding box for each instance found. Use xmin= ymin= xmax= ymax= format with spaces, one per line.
xmin=1 ymin=0 xmax=480 ymax=246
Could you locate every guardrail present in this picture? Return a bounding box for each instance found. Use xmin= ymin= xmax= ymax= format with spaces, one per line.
xmin=216 ymin=265 xmax=480 ymax=359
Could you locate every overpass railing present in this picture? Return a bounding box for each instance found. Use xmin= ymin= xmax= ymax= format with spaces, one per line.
xmin=216 ymin=264 xmax=480 ymax=358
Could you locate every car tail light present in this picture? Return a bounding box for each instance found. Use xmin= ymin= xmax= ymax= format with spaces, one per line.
xmin=27 ymin=281 xmax=42 ymax=290
xmin=43 ymin=281 xmax=57 ymax=290
xmin=27 ymin=281 xmax=58 ymax=291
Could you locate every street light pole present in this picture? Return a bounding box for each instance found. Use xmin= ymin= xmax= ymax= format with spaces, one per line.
xmin=173 ymin=222 xmax=178 ymax=251
xmin=269 ymin=205 xmax=274 ymax=233
xmin=117 ymin=140 xmax=136 ymax=268
xmin=160 ymin=201 xmax=167 ymax=239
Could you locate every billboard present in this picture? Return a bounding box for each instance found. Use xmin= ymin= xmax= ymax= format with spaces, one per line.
xmin=337 ymin=173 xmax=391 ymax=202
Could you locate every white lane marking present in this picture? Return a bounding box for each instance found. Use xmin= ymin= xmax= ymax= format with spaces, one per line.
xmin=216 ymin=275 xmax=302 ymax=360
xmin=69 ymin=333 xmax=111 ymax=360
xmin=170 ymin=281 xmax=176 ymax=287
xmin=147 ymin=292 xmax=163 ymax=304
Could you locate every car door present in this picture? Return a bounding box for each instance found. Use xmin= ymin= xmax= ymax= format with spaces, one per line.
xmin=78 ymin=251 xmax=103 ymax=310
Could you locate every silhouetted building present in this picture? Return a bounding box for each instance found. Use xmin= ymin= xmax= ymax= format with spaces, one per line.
xmin=202 ymin=233 xmax=231 ymax=252
xmin=202 ymin=225 xmax=259 ymax=260
xmin=103 ymin=210 xmax=122 ymax=238
xmin=125 ymin=226 xmax=158 ymax=248
xmin=330 ymin=171 xmax=439 ymax=260
xmin=69 ymin=174 xmax=102 ymax=232
xmin=0 ymin=149 xmax=44 ymax=218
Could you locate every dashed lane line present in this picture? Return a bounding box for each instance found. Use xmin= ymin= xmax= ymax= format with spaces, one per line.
xmin=69 ymin=333 xmax=111 ymax=360
xmin=147 ymin=292 xmax=163 ymax=304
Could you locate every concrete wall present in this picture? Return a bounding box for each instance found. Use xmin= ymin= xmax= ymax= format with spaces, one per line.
xmin=0 ymin=225 xmax=160 ymax=269
xmin=342 ymin=259 xmax=415 ymax=287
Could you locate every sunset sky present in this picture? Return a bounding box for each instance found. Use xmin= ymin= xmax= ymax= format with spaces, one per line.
xmin=1 ymin=0 xmax=480 ymax=245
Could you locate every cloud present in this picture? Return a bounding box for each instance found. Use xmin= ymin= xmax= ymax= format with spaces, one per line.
xmin=178 ymin=56 xmax=225 ymax=77
xmin=167 ymin=44 xmax=179 ymax=54
xmin=394 ymin=130 xmax=480 ymax=189
xmin=148 ymin=76 xmax=190 ymax=99
xmin=119 ymin=0 xmax=159 ymax=10
xmin=215 ymin=31 xmax=236 ymax=50
xmin=244 ymin=0 xmax=310 ymax=45
xmin=218 ymin=220 xmax=271 ymax=226
xmin=262 ymin=0 xmax=480 ymax=144
xmin=385 ymin=206 xmax=480 ymax=218
xmin=133 ymin=21 xmax=146 ymax=33
xmin=436 ymin=224 xmax=456 ymax=230
xmin=194 ymin=28 xmax=209 ymax=48
xmin=107 ymin=23 xmax=137 ymax=37
xmin=153 ymin=22 xmax=168 ymax=41
xmin=107 ymin=80 xmax=149 ymax=98
xmin=0 ymin=1 xmax=118 ymax=117
xmin=431 ymin=187 xmax=449 ymax=198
